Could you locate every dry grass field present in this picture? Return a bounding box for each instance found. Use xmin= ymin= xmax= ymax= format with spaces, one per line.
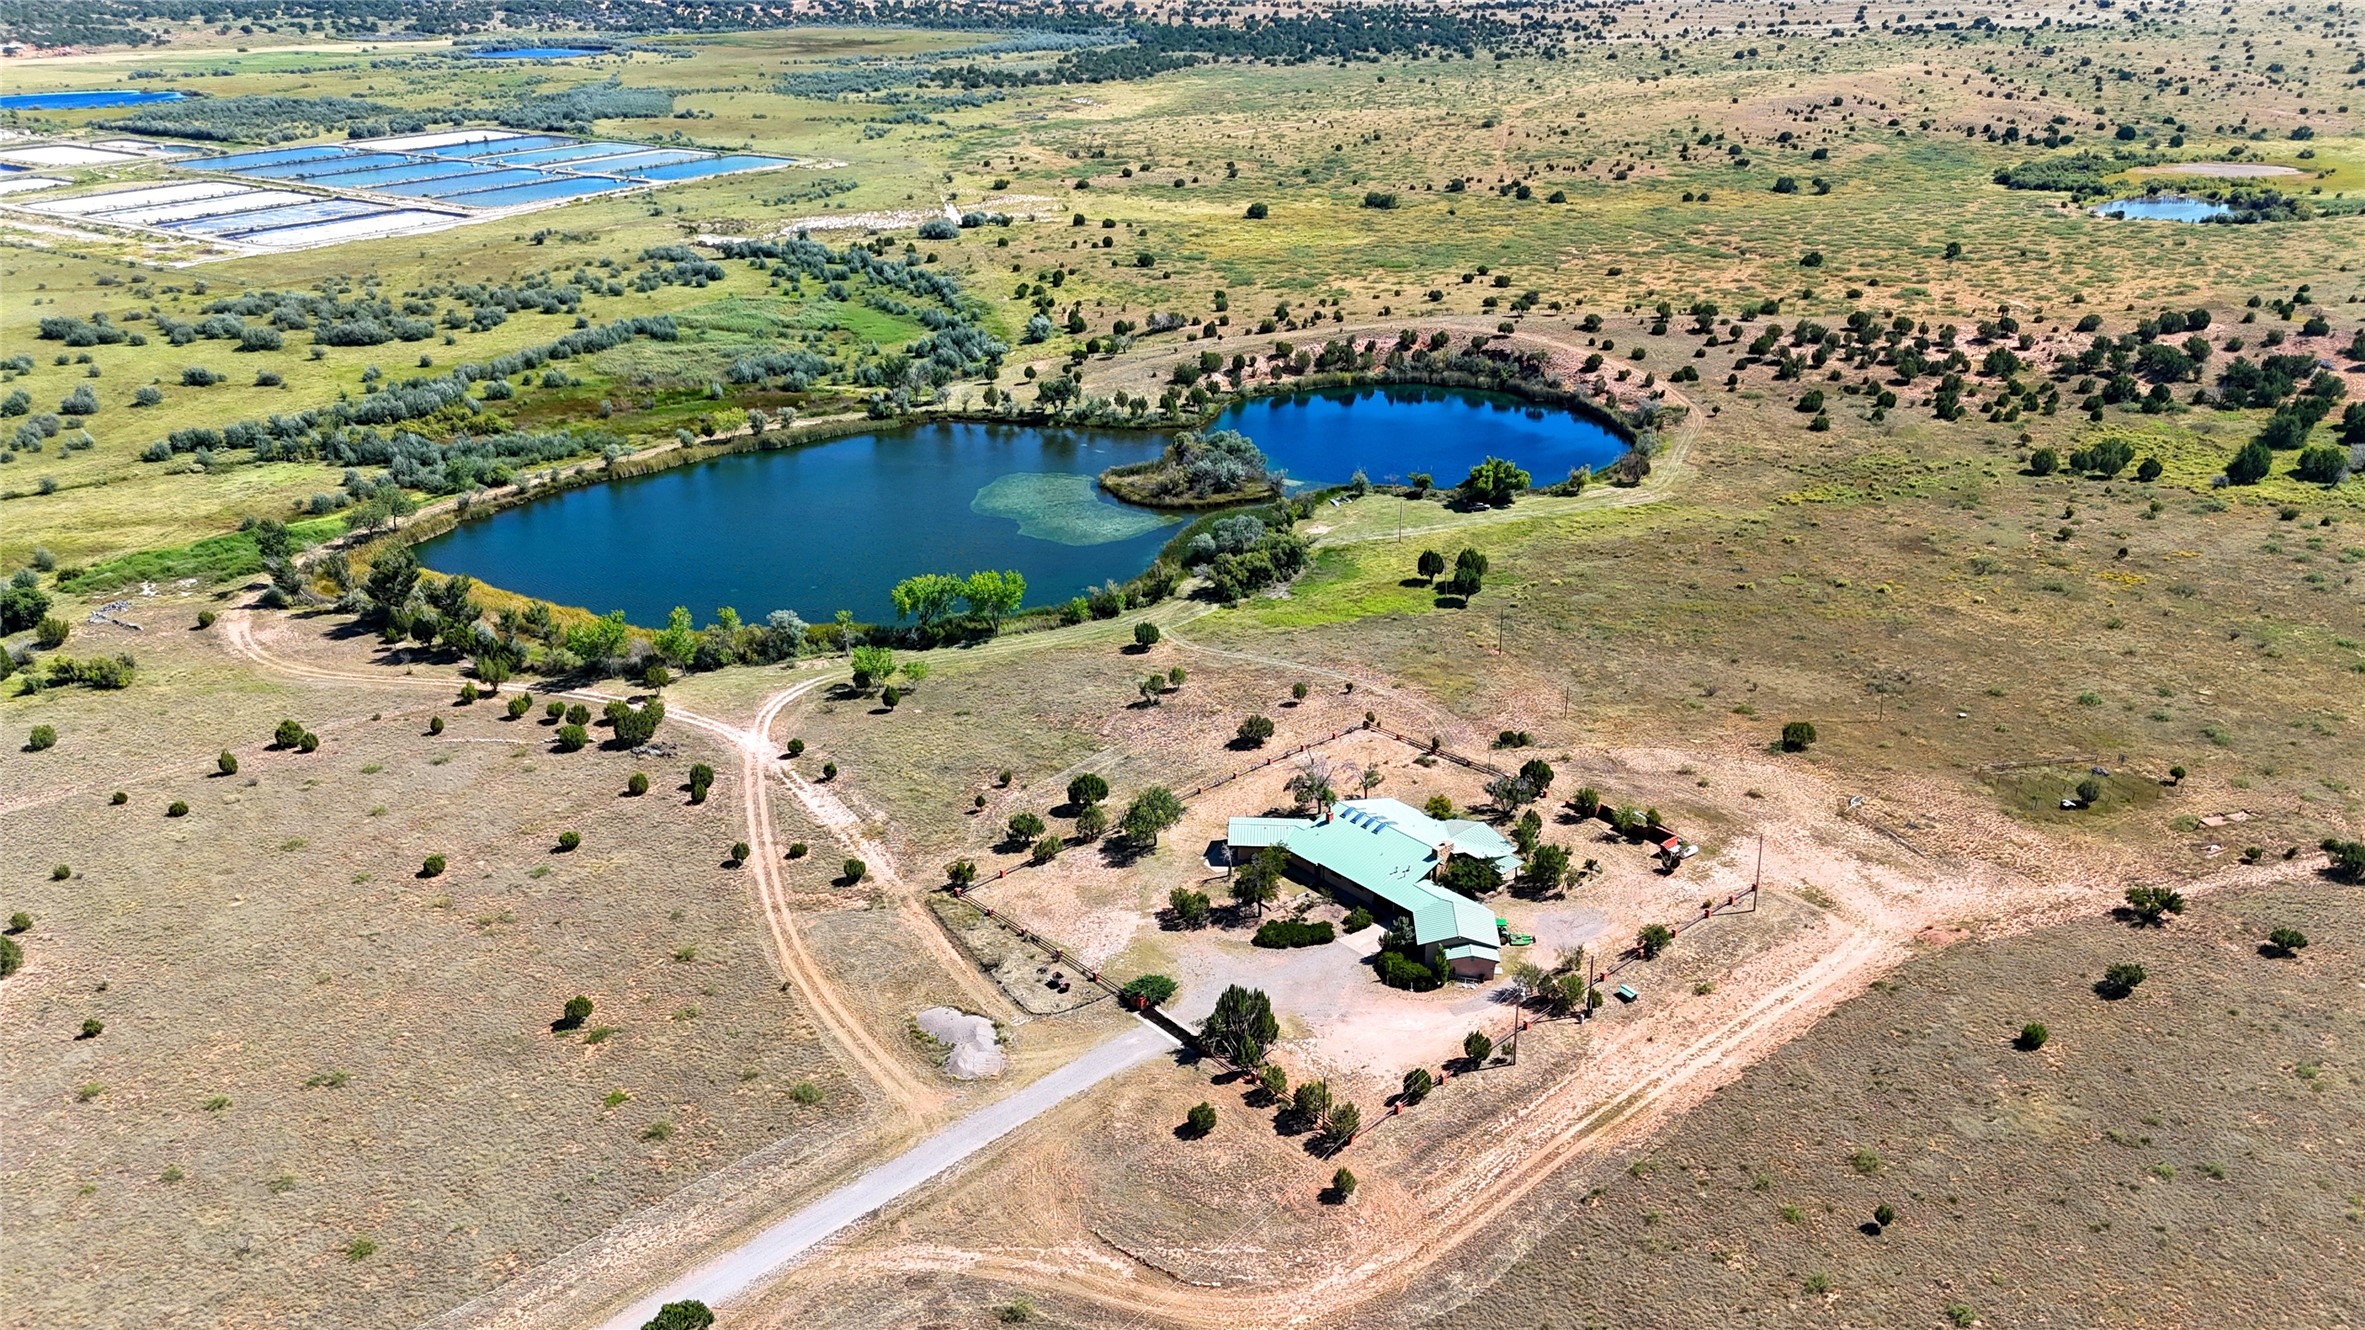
xmin=1392 ymin=877 xmax=2365 ymax=1330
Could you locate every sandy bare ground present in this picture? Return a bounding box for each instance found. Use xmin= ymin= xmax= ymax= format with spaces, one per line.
xmin=788 ymin=806 xmax=2301 ymax=1330
xmin=2129 ymin=161 xmax=2302 ymax=178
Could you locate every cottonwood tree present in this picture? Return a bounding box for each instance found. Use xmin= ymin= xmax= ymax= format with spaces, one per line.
xmin=961 ymin=569 xmax=1026 ymax=630
xmin=1122 ymin=786 xmax=1185 ymax=847
xmin=889 ymin=572 xmax=965 ymax=627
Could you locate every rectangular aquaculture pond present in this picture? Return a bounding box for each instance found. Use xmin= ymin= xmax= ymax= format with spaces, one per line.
xmin=438 ymin=176 xmax=635 ymax=208
xmin=628 ymin=155 xmax=792 ymax=182
xmin=172 ymin=198 xmax=383 ymax=236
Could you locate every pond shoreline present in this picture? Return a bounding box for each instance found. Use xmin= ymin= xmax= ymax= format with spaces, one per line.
xmin=363 ymin=371 xmax=1652 ymax=629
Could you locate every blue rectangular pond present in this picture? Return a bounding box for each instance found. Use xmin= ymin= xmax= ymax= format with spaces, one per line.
xmin=197 ymin=145 xmax=353 ymax=172
xmin=372 ymin=169 xmax=543 ymax=199
xmin=467 ymin=47 xmax=607 ymax=59
xmin=302 ymin=159 xmax=486 ymax=190
xmin=561 ymin=149 xmax=704 ymax=175
xmin=422 ymin=135 xmax=572 ymax=159
xmin=0 ymin=89 xmax=189 ymax=110
xmin=171 ymin=198 xmax=383 ymax=236
xmin=437 ymin=176 xmax=634 ymax=209
xmin=628 ymin=155 xmax=792 ymax=182
xmin=484 ymin=141 xmax=644 ymax=166
xmin=237 ymin=152 xmax=415 ymax=180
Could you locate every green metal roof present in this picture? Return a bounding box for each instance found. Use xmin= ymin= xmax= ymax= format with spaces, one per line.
xmin=1224 ymin=799 xmax=1513 ymax=954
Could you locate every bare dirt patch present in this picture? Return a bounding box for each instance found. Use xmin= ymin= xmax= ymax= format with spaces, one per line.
xmin=2129 ymin=161 xmax=2303 ymax=178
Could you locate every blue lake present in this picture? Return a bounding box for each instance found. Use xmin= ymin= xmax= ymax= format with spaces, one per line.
xmin=0 ymin=89 xmax=188 ymax=110
xmin=2093 ymin=195 xmax=2231 ymax=222
xmin=414 ymin=388 xmax=1630 ymax=624
xmin=1209 ymin=384 xmax=1624 ymax=488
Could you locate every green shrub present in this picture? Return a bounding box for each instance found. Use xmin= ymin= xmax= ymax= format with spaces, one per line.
xmin=1342 ymin=907 xmax=1374 ymax=933
xmin=1184 ymin=1101 xmax=1217 ymax=1136
xmin=2016 ymin=1022 xmax=2049 ymax=1050
xmin=627 ymin=771 xmax=649 ymax=796
xmin=217 ymin=750 xmax=238 ymax=775
xmin=1375 ymin=948 xmax=1441 ymax=990
xmin=555 ymin=723 xmax=588 ymax=751
xmin=420 ymin=854 xmax=446 ymax=878
xmin=557 ymin=831 xmax=581 ymax=852
xmin=25 ymin=725 xmax=57 ymax=752
xmin=1401 ymin=1067 xmax=1434 ymax=1104
xmin=166 ymin=800 xmax=188 ymax=817
xmin=841 ymin=858 xmax=867 ymax=885
xmin=1119 ymin=973 xmax=1178 ymax=1007
xmin=1252 ymin=918 xmax=1335 ymax=949
xmin=2098 ymin=961 xmax=2146 ymax=997
xmin=0 ymin=935 xmax=21 ymax=979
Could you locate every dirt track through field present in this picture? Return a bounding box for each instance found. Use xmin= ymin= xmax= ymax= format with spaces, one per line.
xmin=219 ymin=608 xmax=942 ymax=1117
